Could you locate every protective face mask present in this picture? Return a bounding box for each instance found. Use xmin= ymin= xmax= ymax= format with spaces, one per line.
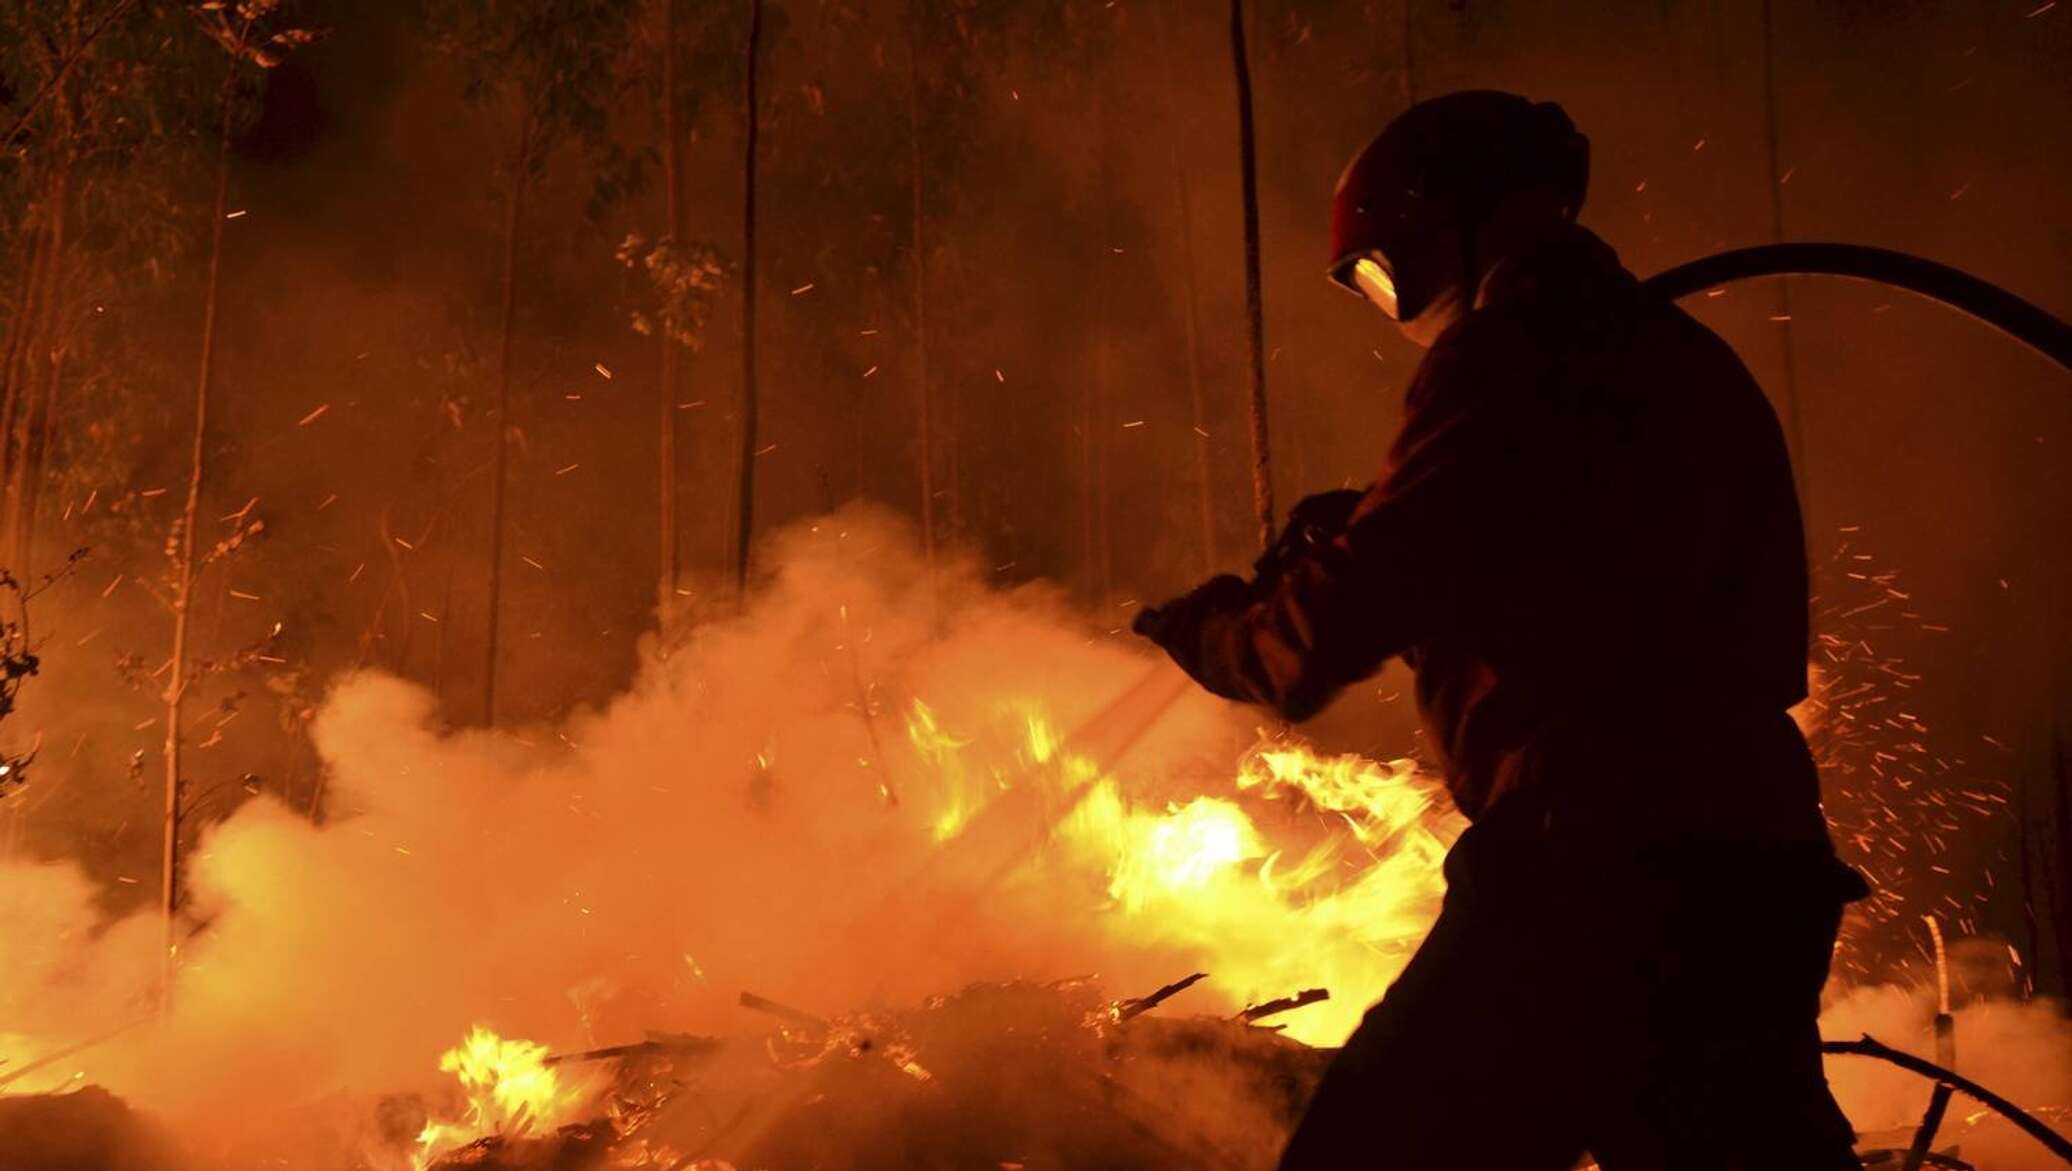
xmin=1397 ymin=249 xmax=1512 ymax=349
xmin=1398 ymin=279 xmax=1467 ymax=348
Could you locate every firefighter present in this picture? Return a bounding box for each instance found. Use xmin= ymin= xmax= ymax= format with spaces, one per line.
xmin=1134 ymin=91 xmax=1868 ymax=1169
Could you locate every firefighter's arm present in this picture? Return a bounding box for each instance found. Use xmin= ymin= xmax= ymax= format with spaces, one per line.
xmin=1135 ymin=334 xmax=1539 ymax=720
xmin=1137 ymin=495 xmax=1436 ymax=720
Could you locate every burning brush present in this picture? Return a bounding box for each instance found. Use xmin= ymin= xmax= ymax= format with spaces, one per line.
xmin=405 ymin=974 xmax=1333 ymax=1171
xmin=395 ymin=657 xmax=1424 ymax=1171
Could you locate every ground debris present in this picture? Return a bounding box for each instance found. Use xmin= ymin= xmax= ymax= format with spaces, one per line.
xmin=428 ymin=1121 xmax=613 ymax=1169
xmin=426 ymin=978 xmax=1329 ymax=1171
xmin=0 ymin=1087 xmax=183 ymax=1171
xmin=1107 ymin=971 xmax=1210 ymax=1024
xmin=1237 ymin=988 xmax=1330 ymax=1025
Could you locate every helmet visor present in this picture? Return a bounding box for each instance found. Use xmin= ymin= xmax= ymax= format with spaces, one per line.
xmin=1333 ymin=253 xmax=1401 ymax=320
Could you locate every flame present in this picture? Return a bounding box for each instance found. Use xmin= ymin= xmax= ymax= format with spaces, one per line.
xmin=1070 ymin=789 xmax=1263 ymax=912
xmin=413 ymin=1025 xmax=597 ymax=1169
xmin=411 ymin=704 xmax=1463 ymax=1140
xmin=907 ymin=699 xmax=979 ymax=840
xmin=1236 ymin=744 xmax=1445 ymax=846
xmin=1054 ymin=737 xmax=1462 ymax=1042
xmin=901 ymin=696 xmax=1464 ymax=1045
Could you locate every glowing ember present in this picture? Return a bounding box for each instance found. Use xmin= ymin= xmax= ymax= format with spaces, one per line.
xmin=413 ymin=1026 xmax=598 ymax=1169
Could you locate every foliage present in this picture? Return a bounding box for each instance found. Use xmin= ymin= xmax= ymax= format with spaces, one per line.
xmin=190 ymin=0 xmax=320 ymax=71
xmin=0 ymin=548 xmax=86 ymax=797
xmin=425 ymin=0 xmax=645 ymax=184
xmin=0 ymin=1 xmax=234 ymax=553
xmin=617 ymin=231 xmax=726 ymax=350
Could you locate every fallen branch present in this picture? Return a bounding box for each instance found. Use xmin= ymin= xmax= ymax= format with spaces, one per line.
xmin=1114 ymin=972 xmax=1208 ymax=1023
xmin=544 ymin=1032 xmax=721 ymax=1067
xmin=0 ymin=1016 xmax=151 ymax=1089
xmin=738 ymin=991 xmax=830 ymax=1031
xmin=1237 ymin=988 xmax=1328 ymax=1025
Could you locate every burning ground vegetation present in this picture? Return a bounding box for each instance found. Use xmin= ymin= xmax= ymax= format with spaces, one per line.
xmin=2 ymin=507 xmax=2070 ymax=1171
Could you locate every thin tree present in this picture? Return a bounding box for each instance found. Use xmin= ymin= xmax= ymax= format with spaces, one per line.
xmin=1152 ymin=0 xmax=1216 ymax=574
xmin=904 ymin=4 xmax=935 ymax=577
xmin=428 ymin=0 xmax=641 ymax=722
xmin=1757 ymin=0 xmax=1805 ymax=498
xmin=1 ymin=1 xmax=202 ymax=580
xmin=13 ymin=386 xmax=55 ymax=573
xmin=1092 ymin=62 xmax=1118 ymax=606
xmin=0 ymin=0 xmax=139 ymax=150
xmin=732 ymin=0 xmax=761 ymax=603
xmin=624 ymin=2 xmax=724 ymax=626
xmin=164 ymin=0 xmax=309 ymax=1002
xmin=656 ymin=0 xmax=680 ymax=625
xmin=891 ymin=0 xmax=1018 ymax=580
xmin=1228 ymin=0 xmax=1273 ymax=551
xmin=480 ymin=101 xmax=533 ymax=725
xmin=3 ymin=24 xmax=88 ymax=576
xmin=1 ymin=148 xmax=67 ymax=573
xmin=163 ymin=14 xmax=236 ymax=1003
xmin=0 ymin=227 xmax=51 ymax=478
xmin=0 ymin=3 xmax=82 ymax=564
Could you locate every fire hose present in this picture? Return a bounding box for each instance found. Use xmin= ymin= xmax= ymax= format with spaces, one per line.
xmin=1640 ymin=242 xmax=2072 ymax=373
xmin=1821 ymin=1035 xmax=2072 ymax=1166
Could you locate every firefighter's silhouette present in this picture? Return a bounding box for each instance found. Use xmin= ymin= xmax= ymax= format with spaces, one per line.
xmin=1136 ymin=91 xmax=1869 ymax=1170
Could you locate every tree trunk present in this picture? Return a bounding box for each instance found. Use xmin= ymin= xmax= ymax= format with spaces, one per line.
xmin=855 ymin=276 xmax=877 ymax=499
xmin=1229 ymin=0 xmax=1273 ymax=552
xmin=3 ymin=4 xmax=79 ymax=519
xmin=1094 ymin=340 xmax=1114 ymax=605
xmin=481 ymin=115 xmax=530 ymax=727
xmin=434 ymin=560 xmax=457 ymax=700
xmin=5 ymin=1 xmax=86 ymax=571
xmin=0 ymin=0 xmax=135 ymax=151
xmin=0 ymin=226 xmax=43 ymax=492
xmin=15 ymin=342 xmax=65 ymax=579
xmin=656 ymin=0 xmax=681 ymax=629
xmin=1092 ymin=83 xmax=1116 ymax=606
xmin=1153 ymin=0 xmax=1217 ymax=575
xmin=733 ymin=0 xmax=762 ymax=605
xmin=943 ymin=341 xmax=959 ymax=539
xmin=0 ymin=200 xmax=56 ymax=523
xmin=904 ymin=11 xmax=935 ymax=576
xmin=1174 ymin=172 xmax=1215 ymax=573
xmin=1758 ymin=0 xmax=1806 ymax=500
xmin=1077 ymin=380 xmax=1094 ymax=601
xmin=164 ymin=51 xmax=240 ymax=1004
xmin=2 ymin=188 xmax=64 ymax=572
xmin=6 ymin=164 xmax=69 ymax=574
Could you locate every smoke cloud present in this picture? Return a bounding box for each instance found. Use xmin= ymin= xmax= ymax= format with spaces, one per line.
xmin=3 ymin=506 xmax=2066 ymax=1170
xmin=0 ymin=506 xmax=1408 ymax=1164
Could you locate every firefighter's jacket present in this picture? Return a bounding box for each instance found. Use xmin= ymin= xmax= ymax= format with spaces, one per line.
xmin=1159 ymin=223 xmax=1826 ymax=837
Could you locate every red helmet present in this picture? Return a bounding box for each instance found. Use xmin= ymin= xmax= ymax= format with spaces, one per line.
xmin=1329 ymin=91 xmax=1589 ymax=321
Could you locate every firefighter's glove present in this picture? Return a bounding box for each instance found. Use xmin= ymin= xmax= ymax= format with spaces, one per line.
xmin=1254 ymin=488 xmax=1367 ymax=587
xmin=1132 ymin=574 xmax=1253 ymax=651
